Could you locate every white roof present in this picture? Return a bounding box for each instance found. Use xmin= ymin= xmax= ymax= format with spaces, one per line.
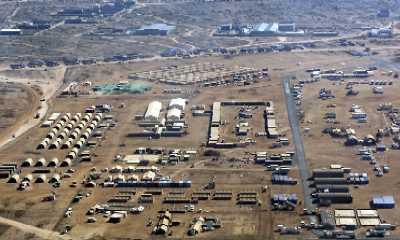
xmin=41 ymin=121 xmax=53 ymax=127
xmin=48 ymin=113 xmax=61 ymax=121
xmin=142 ymin=171 xmax=156 ymax=181
xmin=145 ymin=101 xmax=162 ymax=121
xmin=167 ymin=108 xmax=181 ymax=120
xmin=335 ymin=209 xmax=355 ymax=218
xmin=1 ymin=29 xmax=21 ymax=32
xmin=169 ymin=98 xmax=186 ymax=109
xmin=335 ymin=217 xmax=357 ymax=226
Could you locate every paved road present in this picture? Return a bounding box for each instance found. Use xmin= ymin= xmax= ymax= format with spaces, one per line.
xmin=282 ymin=76 xmax=315 ymax=210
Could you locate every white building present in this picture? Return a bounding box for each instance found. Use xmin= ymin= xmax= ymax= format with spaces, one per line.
xmin=142 ymin=171 xmax=156 ymax=181
xmin=168 ymin=98 xmax=186 ymax=110
xmin=145 ymin=101 xmax=162 ymax=121
xmin=167 ymin=108 xmax=182 ymax=121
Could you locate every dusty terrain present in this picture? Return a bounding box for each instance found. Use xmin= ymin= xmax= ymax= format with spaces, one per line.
xmin=300 ymin=63 xmax=400 ymax=236
xmin=0 ymin=0 xmax=398 ymax=61
xmin=0 ymin=1 xmax=400 ymax=240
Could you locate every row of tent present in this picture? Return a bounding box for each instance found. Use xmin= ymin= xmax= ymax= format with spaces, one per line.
xmin=21 ymin=157 xmax=73 ymax=168
xmin=8 ymin=173 xmax=61 ymax=184
xmin=38 ymin=112 xmax=103 ymax=150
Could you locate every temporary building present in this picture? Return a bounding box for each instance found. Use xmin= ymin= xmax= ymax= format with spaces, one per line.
xmin=8 ymin=174 xmax=20 ymax=183
xmin=312 ymin=169 xmax=344 ymax=178
xmin=114 ymin=174 xmax=125 ymax=182
xmin=313 ymin=177 xmax=347 ymax=185
xmin=371 ymin=196 xmax=395 ymax=208
xmin=92 ymin=130 xmax=103 ymax=137
xmin=23 ymin=174 xmax=33 ymax=182
xmin=74 ymin=139 xmax=85 ymax=149
xmin=67 ymin=151 xmax=77 ymax=160
xmin=48 ymin=158 xmax=59 ymax=167
xmin=35 ymin=158 xmax=47 ymax=167
xmin=71 ymin=131 xmax=79 ymax=140
xmin=85 ymin=128 xmax=93 ymax=136
xmin=35 ymin=174 xmax=47 ymax=183
xmin=315 ymin=185 xmax=349 ymax=193
xmin=54 ymin=123 xmax=63 ymax=131
xmin=81 ymin=119 xmax=88 ymax=126
xmin=62 ymin=139 xmax=73 ymax=149
xmin=61 ymin=158 xmax=72 ymax=167
xmin=59 ymin=131 xmax=68 ymax=140
xmin=83 ymin=115 xmax=91 ymax=122
xmin=71 ymin=147 xmax=79 ymax=154
xmin=21 ymin=158 xmax=33 ymax=167
xmin=47 ymin=131 xmax=56 ymax=139
xmin=142 ymin=171 xmax=156 ymax=181
xmin=94 ymin=115 xmax=102 ymax=122
xmin=108 ymin=213 xmax=125 ymax=223
xmin=49 ymin=174 xmax=61 ymax=183
xmin=110 ymin=165 xmax=123 ymax=173
xmin=81 ymin=131 xmax=91 ymax=140
xmin=60 ymin=114 xmax=69 ymax=122
xmin=87 ymin=123 xmax=96 ymax=130
xmin=145 ymin=101 xmax=162 ymax=121
xmin=167 ymin=108 xmax=182 ymax=121
xmin=72 ymin=116 xmax=80 ymax=123
xmin=127 ymin=174 xmax=139 ymax=181
xmin=211 ymin=102 xmax=221 ymax=126
xmin=169 ymin=98 xmax=186 ymax=110
xmin=49 ymin=139 xmax=62 ymax=149
xmin=72 ymin=128 xmax=81 ymax=136
xmin=37 ymin=137 xmax=51 ymax=149
xmin=105 ymin=175 xmax=113 ymax=182
xmin=41 ymin=121 xmax=53 ymax=128
xmin=320 ymin=210 xmax=335 ymax=229
xmin=316 ymin=193 xmax=353 ymax=203
xmin=66 ymin=123 xmax=74 ymax=130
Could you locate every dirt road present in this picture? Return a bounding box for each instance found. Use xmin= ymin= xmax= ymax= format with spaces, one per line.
xmin=0 ymin=216 xmax=73 ymax=240
xmin=0 ymin=66 xmax=66 ymax=150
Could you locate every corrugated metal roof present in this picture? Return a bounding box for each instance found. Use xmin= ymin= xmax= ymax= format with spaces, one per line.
xmin=254 ymin=23 xmax=279 ymax=32
xmin=138 ymin=23 xmax=175 ymax=31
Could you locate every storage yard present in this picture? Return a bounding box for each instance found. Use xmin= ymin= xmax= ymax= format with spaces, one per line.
xmin=0 ymin=1 xmax=400 ymax=238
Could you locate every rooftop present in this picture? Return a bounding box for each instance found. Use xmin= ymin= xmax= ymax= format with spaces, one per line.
xmin=254 ymin=23 xmax=279 ymax=32
xmin=138 ymin=23 xmax=175 ymax=31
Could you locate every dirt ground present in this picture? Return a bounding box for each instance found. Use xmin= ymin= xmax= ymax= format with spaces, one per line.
xmin=300 ymin=66 xmax=400 ymax=236
xmin=0 ymin=49 xmax=397 ymax=239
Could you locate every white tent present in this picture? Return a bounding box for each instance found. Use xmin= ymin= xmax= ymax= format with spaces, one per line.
xmin=145 ymin=101 xmax=162 ymax=121
xmin=21 ymin=158 xmax=33 ymax=167
xmin=168 ymin=98 xmax=186 ymax=110
xmin=8 ymin=174 xmax=20 ymax=183
xmin=48 ymin=158 xmax=59 ymax=167
xmin=49 ymin=174 xmax=61 ymax=183
xmin=35 ymin=174 xmax=47 ymax=183
xmin=35 ymin=158 xmax=47 ymax=167
xmin=61 ymin=158 xmax=72 ymax=167
xmin=167 ymin=108 xmax=182 ymax=121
